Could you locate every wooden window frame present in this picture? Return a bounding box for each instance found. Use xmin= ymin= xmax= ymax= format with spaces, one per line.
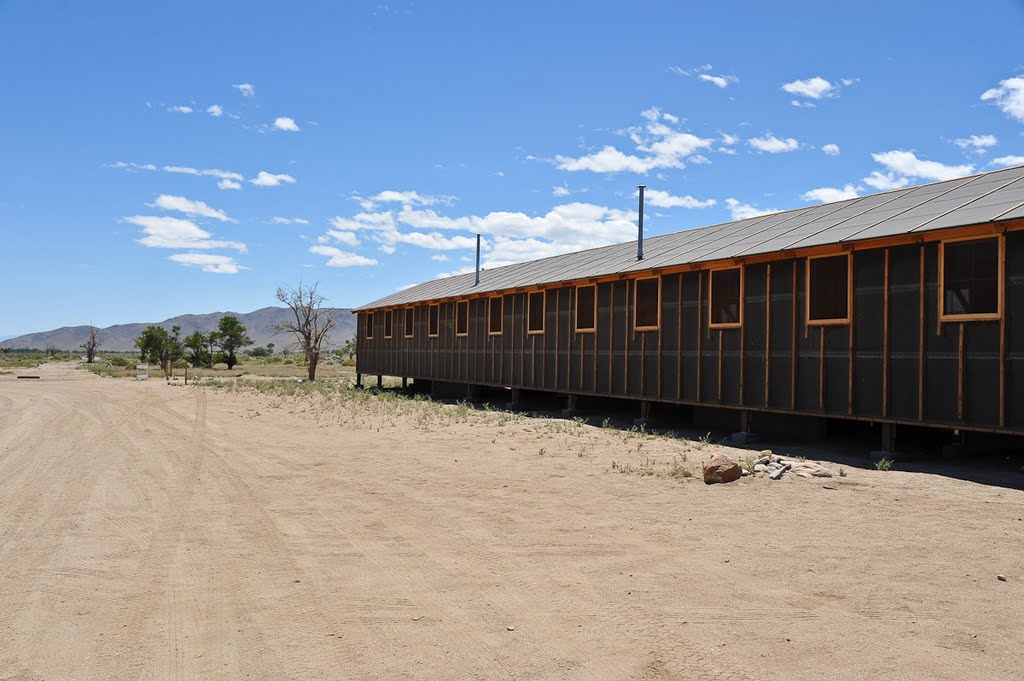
xmin=455 ymin=300 xmax=469 ymax=337
xmin=383 ymin=309 xmax=394 ymax=339
xmin=365 ymin=311 xmax=374 ymax=339
xmin=488 ymin=296 xmax=503 ymax=336
xmin=633 ymin=276 xmax=661 ymax=331
xmin=938 ymin=234 xmax=1003 ymax=323
xmin=806 ymin=252 xmax=853 ymax=326
xmin=575 ymin=284 xmax=597 ymax=333
xmin=527 ymin=290 xmax=546 ymax=335
xmin=428 ymin=304 xmax=440 ymax=338
xmin=708 ymin=265 xmax=744 ymax=329
xmin=403 ymin=307 xmax=415 ymax=339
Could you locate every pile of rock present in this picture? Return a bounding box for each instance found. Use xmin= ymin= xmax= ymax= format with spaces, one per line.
xmin=703 ymin=451 xmax=834 ymax=484
xmin=752 ymin=453 xmax=833 ymax=480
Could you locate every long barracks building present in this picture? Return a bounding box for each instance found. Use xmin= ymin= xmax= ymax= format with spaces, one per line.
xmin=355 ymin=165 xmax=1024 ymax=446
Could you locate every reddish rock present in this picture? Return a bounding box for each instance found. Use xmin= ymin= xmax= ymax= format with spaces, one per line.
xmin=703 ymin=453 xmax=742 ymax=484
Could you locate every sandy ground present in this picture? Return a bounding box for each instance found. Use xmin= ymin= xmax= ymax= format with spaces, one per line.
xmin=0 ymin=363 xmax=1022 ymax=681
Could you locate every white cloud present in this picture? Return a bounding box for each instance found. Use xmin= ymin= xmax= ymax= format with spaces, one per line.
xmin=168 ymin=105 xmax=193 ymax=114
xmin=991 ymin=155 xmax=1024 ymax=168
xmin=168 ymin=253 xmax=245 ymax=274
xmin=150 ymin=195 xmax=232 ymax=222
xmin=124 ymin=215 xmax=246 ymax=251
xmin=372 ymin=190 xmax=454 ymax=206
xmin=328 ymin=230 xmax=359 ymax=247
xmin=309 ymin=245 xmax=378 ymax=267
xmin=953 ymin=134 xmax=998 ymax=152
xmin=269 ymin=216 xmax=310 ymax=225
xmin=791 ymin=100 xmax=816 ymax=109
xmin=250 ymin=171 xmax=297 ymax=187
xmin=781 ymin=76 xmax=835 ymax=100
xmin=431 ymin=254 xmax=449 ymax=262
xmin=981 ymin=77 xmax=1024 ymax=123
xmin=725 ymin=198 xmax=776 ymax=221
xmin=207 ymin=105 xmax=224 ymax=117
xmin=273 ymin=116 xmax=300 ymax=132
xmin=218 ymin=179 xmax=242 ymax=190
xmin=163 ymin=165 xmax=244 ymax=181
xmin=749 ymin=135 xmax=800 ymax=153
xmin=106 ymin=161 xmax=158 ymax=172
xmin=863 ymin=171 xmax=911 ymax=191
xmin=552 ymin=185 xmax=571 ymax=197
xmin=321 ymin=199 xmax=640 ymax=269
xmin=233 ymin=83 xmax=255 ymax=97
xmin=554 ymin=107 xmax=713 ymax=173
xmin=801 ymin=185 xmax=860 ymax=203
xmin=871 ymin=150 xmax=973 ymax=182
xmin=643 ymin=188 xmax=716 ymax=209
xmin=822 ymin=144 xmax=840 ymax=156
xmin=698 ymin=73 xmax=738 ymax=89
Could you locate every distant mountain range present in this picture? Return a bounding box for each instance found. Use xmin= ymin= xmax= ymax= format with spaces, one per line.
xmin=0 ymin=306 xmax=356 ymax=352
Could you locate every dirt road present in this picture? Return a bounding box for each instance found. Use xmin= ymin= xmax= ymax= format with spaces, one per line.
xmin=1 ymin=364 xmax=1022 ymax=680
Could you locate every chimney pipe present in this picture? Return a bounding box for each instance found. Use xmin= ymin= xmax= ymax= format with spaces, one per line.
xmin=475 ymin=233 xmax=481 ymax=286
xmin=636 ymin=185 xmax=646 ymax=261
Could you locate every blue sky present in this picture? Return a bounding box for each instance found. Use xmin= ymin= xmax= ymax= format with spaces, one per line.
xmin=2 ymin=1 xmax=1024 ymax=338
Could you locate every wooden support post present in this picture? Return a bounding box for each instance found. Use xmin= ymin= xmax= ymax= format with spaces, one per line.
xmin=356 ymin=372 xmax=363 ymax=388
xmin=739 ymin=409 xmax=750 ymax=434
xmin=377 ymin=375 xmax=383 ymax=389
xmin=402 ymin=376 xmax=408 ymax=390
xmin=697 ymin=272 xmax=703 ymax=401
xmin=818 ymin=326 xmax=825 ymax=410
xmin=880 ymin=422 xmax=894 ymax=453
xmin=677 ymin=273 xmax=683 ymax=401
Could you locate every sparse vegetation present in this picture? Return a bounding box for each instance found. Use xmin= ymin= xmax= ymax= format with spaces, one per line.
xmin=874 ymin=458 xmax=894 ymax=471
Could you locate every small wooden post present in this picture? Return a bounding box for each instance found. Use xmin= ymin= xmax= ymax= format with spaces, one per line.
xmin=377 ymin=375 xmax=383 ymax=389
xmin=356 ymin=372 xmax=363 ymax=388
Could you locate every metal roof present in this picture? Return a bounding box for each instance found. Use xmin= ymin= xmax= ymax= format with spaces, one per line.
xmin=357 ymin=165 xmax=1024 ymax=311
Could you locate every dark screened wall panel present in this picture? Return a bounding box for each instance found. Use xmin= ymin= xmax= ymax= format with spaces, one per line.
xmin=596 ymin=283 xmax=612 ymax=394
xmin=680 ymin=271 xmax=701 ymax=403
xmin=924 ymin=243 xmax=959 ymax=423
xmin=742 ymin=263 xmax=768 ymax=407
xmin=611 ymin=280 xmax=627 ymax=395
xmin=767 ymin=261 xmax=795 ymax=410
xmin=853 ymin=249 xmax=884 ymax=417
xmin=889 ymin=245 xmax=924 ymax=420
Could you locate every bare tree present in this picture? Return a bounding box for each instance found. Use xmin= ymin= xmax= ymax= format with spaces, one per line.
xmin=275 ymin=282 xmax=336 ymax=381
xmin=81 ymin=325 xmax=101 ymax=363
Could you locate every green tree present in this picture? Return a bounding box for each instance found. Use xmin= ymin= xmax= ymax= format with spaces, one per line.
xmin=216 ymin=316 xmax=253 ymax=370
xmin=183 ymin=330 xmax=209 ymax=368
xmin=134 ymin=325 xmax=184 ymax=378
xmin=205 ymin=331 xmax=220 ymax=368
xmin=340 ymin=337 xmax=357 ymax=361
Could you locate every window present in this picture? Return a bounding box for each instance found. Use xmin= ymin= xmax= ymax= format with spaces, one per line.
xmin=634 ymin=277 xmax=660 ymax=330
xmin=575 ymin=285 xmax=596 ymax=332
xmin=455 ymin=300 xmax=469 ymax=336
xmin=488 ymin=296 xmax=503 ymax=335
xmin=709 ymin=267 xmax=743 ymax=328
xmin=404 ymin=307 xmax=415 ymax=338
xmin=428 ymin=304 xmax=440 ymax=337
xmin=940 ymin=236 xmax=1001 ymax=320
xmin=384 ymin=310 xmax=394 ymax=339
xmin=365 ymin=312 xmax=374 ymax=339
xmin=527 ymin=291 xmax=545 ymax=334
xmin=807 ymin=254 xmax=851 ymax=325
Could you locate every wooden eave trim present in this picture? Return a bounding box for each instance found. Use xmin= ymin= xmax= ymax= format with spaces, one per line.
xmin=357 ymin=219 xmax=1020 ymax=313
